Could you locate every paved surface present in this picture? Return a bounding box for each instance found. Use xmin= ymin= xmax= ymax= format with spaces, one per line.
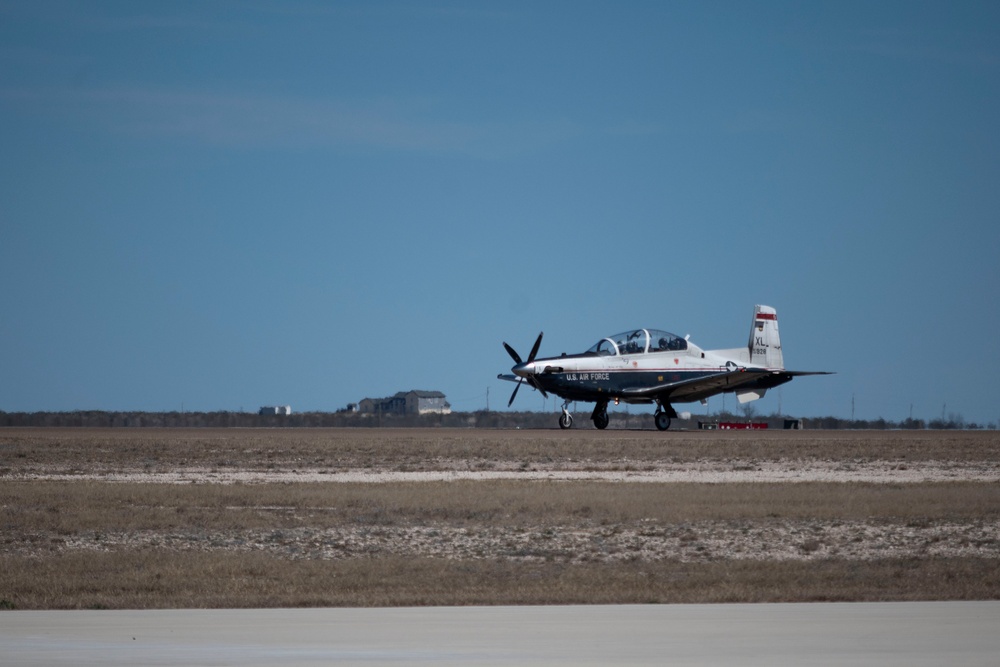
xmin=4 ymin=602 xmax=999 ymax=666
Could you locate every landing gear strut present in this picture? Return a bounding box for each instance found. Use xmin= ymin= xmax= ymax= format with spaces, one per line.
xmin=591 ymin=400 xmax=610 ymax=430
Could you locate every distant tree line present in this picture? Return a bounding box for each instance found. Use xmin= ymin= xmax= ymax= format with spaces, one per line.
xmin=0 ymin=410 xmax=993 ymax=430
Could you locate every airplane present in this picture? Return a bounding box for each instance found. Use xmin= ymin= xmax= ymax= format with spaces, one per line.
xmin=498 ymin=304 xmax=832 ymax=431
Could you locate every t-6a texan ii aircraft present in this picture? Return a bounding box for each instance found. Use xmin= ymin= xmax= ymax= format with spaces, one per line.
xmin=499 ymin=305 xmax=832 ymax=431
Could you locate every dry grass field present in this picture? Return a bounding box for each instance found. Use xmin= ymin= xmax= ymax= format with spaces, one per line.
xmin=1 ymin=427 xmax=999 ymax=609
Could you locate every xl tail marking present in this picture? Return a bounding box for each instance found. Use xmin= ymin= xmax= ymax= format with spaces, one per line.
xmin=749 ymin=304 xmax=784 ymax=369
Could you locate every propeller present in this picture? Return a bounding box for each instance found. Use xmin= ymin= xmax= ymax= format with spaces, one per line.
xmin=504 ymin=332 xmax=546 ymax=407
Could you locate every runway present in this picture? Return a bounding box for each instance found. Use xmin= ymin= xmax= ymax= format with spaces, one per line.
xmin=4 ymin=602 xmax=998 ymax=666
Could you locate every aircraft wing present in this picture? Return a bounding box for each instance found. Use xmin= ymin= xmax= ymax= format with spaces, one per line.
xmin=620 ymin=368 xmax=831 ymax=403
xmin=497 ymin=374 xmax=520 ymax=384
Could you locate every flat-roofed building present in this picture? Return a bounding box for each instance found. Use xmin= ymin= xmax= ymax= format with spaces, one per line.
xmin=358 ymin=390 xmax=450 ymax=415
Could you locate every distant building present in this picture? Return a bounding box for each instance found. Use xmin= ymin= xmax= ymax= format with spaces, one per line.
xmin=358 ymin=390 xmax=451 ymax=416
xmin=258 ymin=405 xmax=292 ymax=416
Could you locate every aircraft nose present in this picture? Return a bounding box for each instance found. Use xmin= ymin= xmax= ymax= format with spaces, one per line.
xmin=512 ymin=362 xmax=533 ymax=378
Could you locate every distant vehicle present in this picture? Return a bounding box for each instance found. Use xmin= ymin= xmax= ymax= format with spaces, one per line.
xmin=499 ymin=305 xmax=832 ymax=431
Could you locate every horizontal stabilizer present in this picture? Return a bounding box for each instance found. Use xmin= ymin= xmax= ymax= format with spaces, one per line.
xmin=781 ymin=371 xmax=835 ymax=377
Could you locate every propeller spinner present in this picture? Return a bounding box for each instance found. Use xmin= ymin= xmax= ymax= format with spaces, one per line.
xmin=503 ymin=332 xmax=548 ymax=407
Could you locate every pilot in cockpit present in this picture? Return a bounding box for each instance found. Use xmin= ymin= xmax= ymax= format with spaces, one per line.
xmin=624 ymin=330 xmax=643 ymax=354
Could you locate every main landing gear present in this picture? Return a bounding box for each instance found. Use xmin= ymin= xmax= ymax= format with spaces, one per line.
xmin=654 ymin=402 xmax=678 ymax=431
xmin=591 ymin=400 xmax=610 ymax=430
xmin=654 ymin=411 xmax=671 ymax=431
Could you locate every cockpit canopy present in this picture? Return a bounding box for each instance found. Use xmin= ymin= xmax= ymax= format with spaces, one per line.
xmin=586 ymin=329 xmax=687 ymax=356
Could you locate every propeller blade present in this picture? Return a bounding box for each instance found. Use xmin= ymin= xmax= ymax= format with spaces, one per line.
xmin=505 ymin=332 xmax=544 ymax=407
xmin=527 ymin=332 xmax=543 ymax=363
xmin=503 ymin=342 xmax=522 ymax=365
xmin=507 ymin=379 xmax=522 ymax=407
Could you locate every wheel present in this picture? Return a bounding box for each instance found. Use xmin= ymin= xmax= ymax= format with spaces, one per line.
xmin=593 ymin=411 xmax=609 ymax=430
xmin=654 ymin=411 xmax=671 ymax=431
xmin=559 ymin=412 xmax=573 ymax=429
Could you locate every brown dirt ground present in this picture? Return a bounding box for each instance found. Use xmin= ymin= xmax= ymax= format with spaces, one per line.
xmin=1 ymin=428 xmax=998 ymax=608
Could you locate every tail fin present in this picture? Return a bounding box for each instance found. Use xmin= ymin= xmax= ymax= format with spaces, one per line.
xmin=748 ymin=305 xmax=784 ymax=369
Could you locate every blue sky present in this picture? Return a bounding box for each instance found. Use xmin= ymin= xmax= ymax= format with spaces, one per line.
xmin=2 ymin=1 xmax=998 ymax=424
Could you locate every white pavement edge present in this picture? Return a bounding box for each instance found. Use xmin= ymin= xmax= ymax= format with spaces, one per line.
xmin=3 ymin=601 xmax=1000 ymax=666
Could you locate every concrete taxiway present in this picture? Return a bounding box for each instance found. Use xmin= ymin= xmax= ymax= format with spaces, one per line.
xmin=3 ymin=602 xmax=999 ymax=666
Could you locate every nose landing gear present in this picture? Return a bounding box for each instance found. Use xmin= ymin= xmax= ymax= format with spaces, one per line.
xmin=559 ymin=402 xmax=574 ymax=429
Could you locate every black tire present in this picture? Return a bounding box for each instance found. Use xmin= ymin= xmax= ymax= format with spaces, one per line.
xmin=654 ymin=412 xmax=671 ymax=431
xmin=593 ymin=411 xmax=609 ymax=430
xmin=559 ymin=413 xmax=573 ymax=429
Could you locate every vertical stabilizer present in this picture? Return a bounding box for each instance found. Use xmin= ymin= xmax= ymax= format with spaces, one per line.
xmin=748 ymin=304 xmax=784 ymax=369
